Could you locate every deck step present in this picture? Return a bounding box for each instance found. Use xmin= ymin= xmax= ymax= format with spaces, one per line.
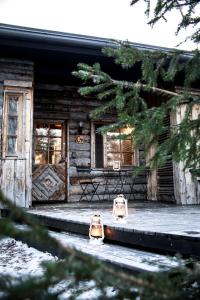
xmin=49 ymin=231 xmax=181 ymax=274
xmin=28 ymin=210 xmax=200 ymax=258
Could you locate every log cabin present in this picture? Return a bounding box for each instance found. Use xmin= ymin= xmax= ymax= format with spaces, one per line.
xmin=0 ymin=24 xmax=199 ymax=207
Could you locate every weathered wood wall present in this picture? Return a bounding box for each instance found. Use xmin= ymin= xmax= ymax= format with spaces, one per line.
xmin=171 ymin=103 xmax=200 ymax=205
xmin=0 ymin=58 xmax=33 ymax=82
xmin=0 ymin=58 xmax=34 ymax=207
xmin=34 ymin=83 xmax=147 ymax=202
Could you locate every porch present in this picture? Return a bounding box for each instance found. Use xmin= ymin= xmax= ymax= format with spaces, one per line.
xmin=31 ymin=83 xmax=172 ymax=204
xmin=29 ymin=200 xmax=200 ymax=257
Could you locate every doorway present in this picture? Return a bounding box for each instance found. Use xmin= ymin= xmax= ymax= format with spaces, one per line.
xmin=32 ymin=120 xmax=66 ymax=202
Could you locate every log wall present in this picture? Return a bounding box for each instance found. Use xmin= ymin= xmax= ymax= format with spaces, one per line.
xmin=0 ymin=58 xmax=33 ymax=82
xmin=34 ymin=83 xmax=147 ymax=202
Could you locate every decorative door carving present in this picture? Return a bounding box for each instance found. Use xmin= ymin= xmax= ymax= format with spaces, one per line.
xmin=32 ymin=121 xmax=66 ymax=201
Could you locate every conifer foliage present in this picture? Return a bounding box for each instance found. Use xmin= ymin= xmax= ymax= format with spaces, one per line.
xmin=73 ymin=1 xmax=200 ymax=175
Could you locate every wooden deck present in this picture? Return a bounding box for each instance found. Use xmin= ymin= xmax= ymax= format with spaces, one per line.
xmin=28 ymin=201 xmax=200 ymax=257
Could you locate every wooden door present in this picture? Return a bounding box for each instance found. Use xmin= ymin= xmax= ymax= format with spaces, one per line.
xmin=1 ymin=84 xmax=33 ymax=208
xmin=32 ymin=120 xmax=66 ymax=201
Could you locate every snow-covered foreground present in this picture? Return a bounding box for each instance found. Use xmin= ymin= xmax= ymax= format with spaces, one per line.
xmin=0 ymin=237 xmax=56 ymax=277
xmin=0 ymin=237 xmax=113 ymax=299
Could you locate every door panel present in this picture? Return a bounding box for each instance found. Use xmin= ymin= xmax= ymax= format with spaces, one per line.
xmin=32 ymin=120 xmax=66 ymax=201
xmin=1 ymin=88 xmax=32 ymax=208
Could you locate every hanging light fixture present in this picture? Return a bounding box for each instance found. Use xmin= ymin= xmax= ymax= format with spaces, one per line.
xmin=89 ymin=213 xmax=104 ymax=245
xmin=78 ymin=121 xmax=83 ymax=134
xmin=113 ymin=194 xmax=128 ymax=223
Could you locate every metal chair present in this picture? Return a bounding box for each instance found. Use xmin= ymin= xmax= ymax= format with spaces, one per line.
xmin=76 ymin=166 xmax=101 ymax=201
xmin=127 ymin=169 xmax=148 ymax=200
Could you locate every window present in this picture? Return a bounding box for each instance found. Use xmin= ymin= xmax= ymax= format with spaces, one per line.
xmin=5 ymin=93 xmax=23 ymax=156
xmin=94 ymin=124 xmax=137 ymax=168
xmin=34 ymin=121 xmax=63 ymax=165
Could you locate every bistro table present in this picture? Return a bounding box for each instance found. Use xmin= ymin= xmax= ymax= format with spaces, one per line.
xmin=102 ymin=168 xmax=135 ymax=200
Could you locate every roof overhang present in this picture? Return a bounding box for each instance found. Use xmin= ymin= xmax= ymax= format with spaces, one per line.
xmin=0 ymin=24 xmax=193 ymax=85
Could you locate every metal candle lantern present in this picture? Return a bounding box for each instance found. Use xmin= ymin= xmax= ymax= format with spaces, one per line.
xmin=89 ymin=213 xmax=104 ymax=244
xmin=113 ymin=194 xmax=128 ymax=223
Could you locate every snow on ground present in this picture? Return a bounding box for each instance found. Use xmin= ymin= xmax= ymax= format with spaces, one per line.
xmin=50 ymin=231 xmax=181 ymax=272
xmin=0 ymin=237 xmax=56 ymax=277
xmin=0 ymin=237 xmax=113 ymax=299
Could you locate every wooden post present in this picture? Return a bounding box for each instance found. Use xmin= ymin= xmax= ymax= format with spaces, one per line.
xmin=171 ymin=104 xmax=200 ymax=205
xmin=146 ymin=144 xmax=158 ymax=201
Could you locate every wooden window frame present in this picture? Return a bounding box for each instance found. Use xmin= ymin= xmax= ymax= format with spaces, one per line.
xmin=33 ymin=119 xmax=65 ymax=165
xmin=91 ymin=122 xmax=139 ymax=169
xmin=2 ymin=92 xmax=24 ymax=158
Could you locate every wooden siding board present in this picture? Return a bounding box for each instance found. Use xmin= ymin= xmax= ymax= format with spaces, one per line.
xmin=1 ymin=159 xmax=15 ymax=201
xmin=14 ymin=159 xmax=26 ymax=207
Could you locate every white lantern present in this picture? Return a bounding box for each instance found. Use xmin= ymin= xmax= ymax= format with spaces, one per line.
xmin=113 ymin=160 xmax=120 ymax=171
xmin=89 ymin=213 xmax=104 ymax=245
xmin=113 ymin=194 xmax=128 ymax=223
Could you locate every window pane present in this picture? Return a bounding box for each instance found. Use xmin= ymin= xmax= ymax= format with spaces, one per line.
xmin=107 ymin=131 xmax=119 ymax=138
xmin=8 ymin=117 xmax=18 ymax=135
xmin=35 ymin=137 xmax=48 ymax=151
xmin=50 ymin=123 xmax=62 ymax=137
xmin=122 ymin=152 xmax=133 ymax=165
xmin=107 ymin=139 xmax=120 ymax=153
xmin=35 ymin=151 xmax=48 ymax=164
xmin=8 ymin=97 xmax=18 ymax=114
xmin=122 ymin=139 xmax=132 ymax=153
xmin=107 ymin=153 xmax=121 ymax=167
xmin=49 ymin=138 xmax=61 ymax=151
xmin=7 ymin=137 xmax=17 ymax=155
xmin=49 ymin=151 xmax=62 ymax=164
xmin=35 ymin=123 xmax=48 ymax=136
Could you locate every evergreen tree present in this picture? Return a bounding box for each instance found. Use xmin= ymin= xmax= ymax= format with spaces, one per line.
xmin=73 ymin=0 xmax=200 ymax=175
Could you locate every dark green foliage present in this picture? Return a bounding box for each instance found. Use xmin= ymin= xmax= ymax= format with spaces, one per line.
xmin=72 ymin=2 xmax=200 ymax=175
xmin=73 ymin=51 xmax=200 ymax=173
xmin=73 ymin=13 xmax=200 ymax=174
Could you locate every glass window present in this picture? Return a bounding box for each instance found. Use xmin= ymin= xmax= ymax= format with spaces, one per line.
xmin=106 ymin=128 xmax=134 ymax=167
xmin=34 ymin=121 xmax=63 ymax=165
xmin=6 ymin=95 xmax=20 ymax=155
xmin=95 ymin=124 xmax=135 ymax=168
